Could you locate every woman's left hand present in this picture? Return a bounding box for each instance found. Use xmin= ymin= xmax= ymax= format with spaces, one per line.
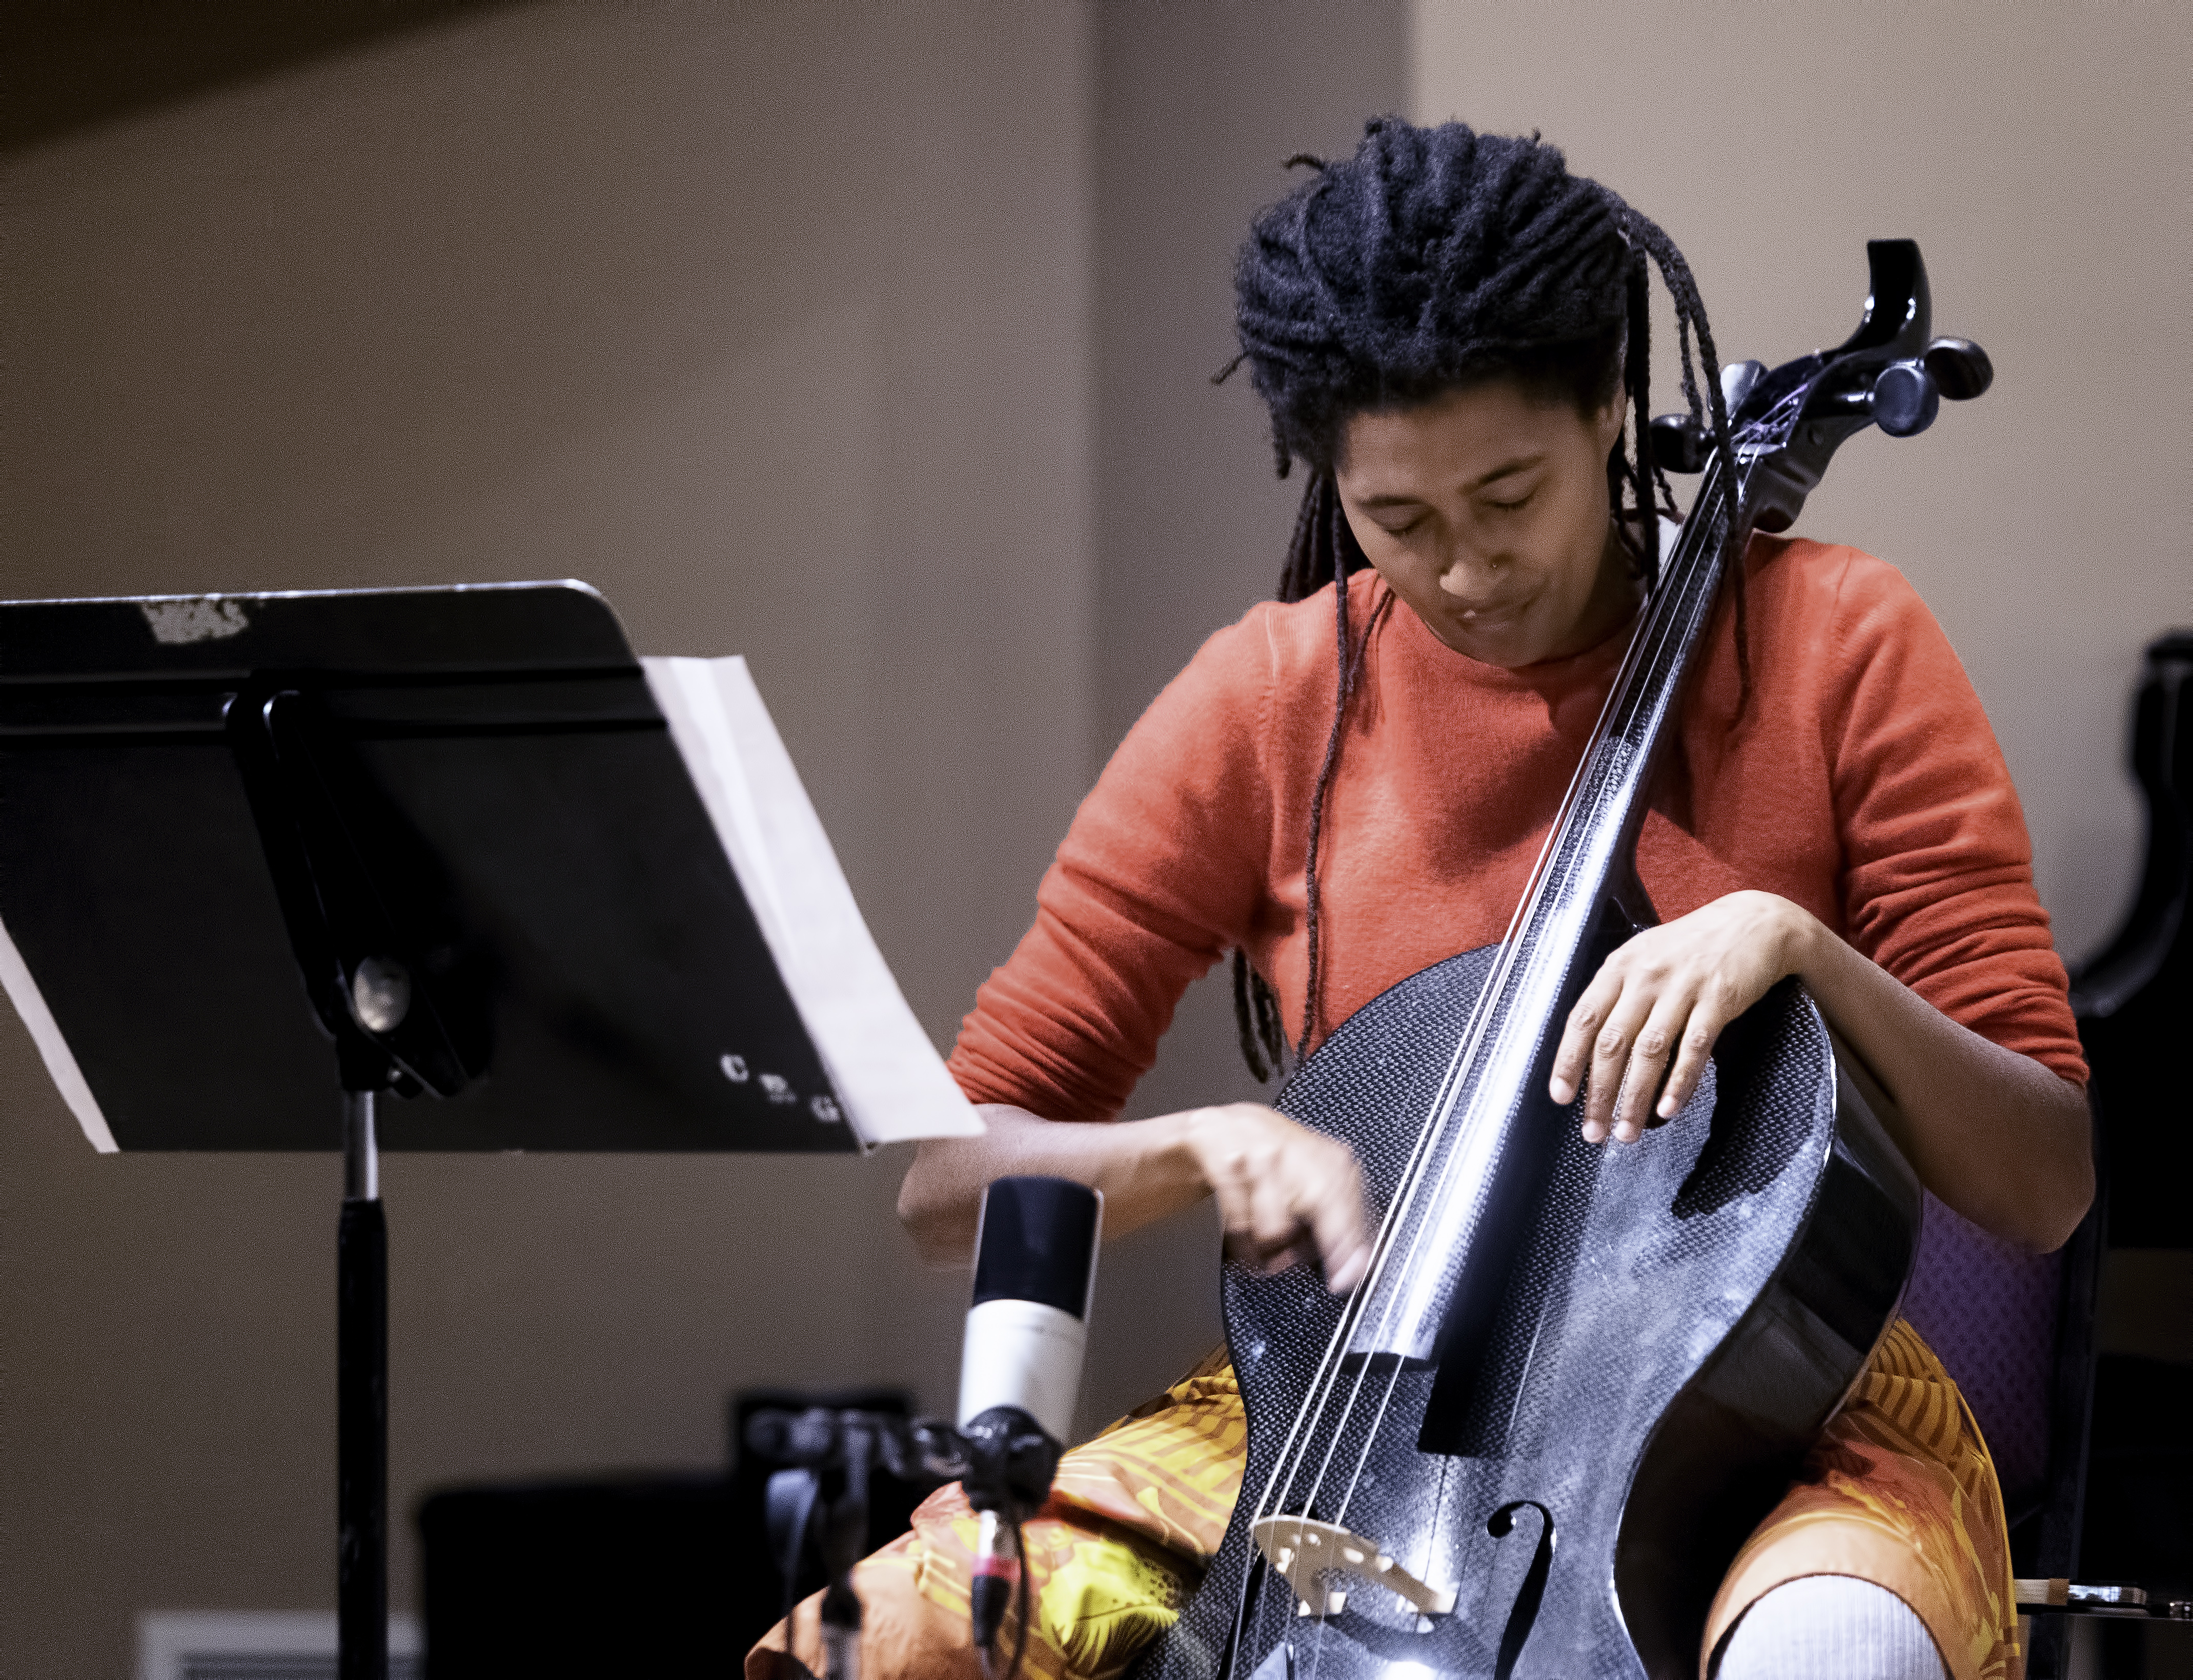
xmin=1548 ymin=889 xmax=1818 ymax=1144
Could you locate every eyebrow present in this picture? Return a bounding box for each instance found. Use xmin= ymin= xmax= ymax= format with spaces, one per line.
xmin=1354 ymin=454 xmax=1546 ymax=508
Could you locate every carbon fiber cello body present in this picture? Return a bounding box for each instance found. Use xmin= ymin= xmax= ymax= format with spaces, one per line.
xmin=1143 ymin=949 xmax=1919 ymax=1680
xmin=1132 ymin=243 xmax=1992 ymax=1680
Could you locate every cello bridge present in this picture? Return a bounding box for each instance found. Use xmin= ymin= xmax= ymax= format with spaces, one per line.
xmin=1251 ymin=1515 xmax=1456 ymax=1620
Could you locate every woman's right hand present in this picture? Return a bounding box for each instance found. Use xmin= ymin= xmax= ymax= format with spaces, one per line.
xmin=1176 ymin=1102 xmax=1372 ymax=1293
xmin=899 ymin=1100 xmax=1373 ymax=1293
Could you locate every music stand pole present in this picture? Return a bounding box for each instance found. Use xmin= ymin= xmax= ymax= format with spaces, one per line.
xmin=338 ymin=1088 xmax=388 ymax=1680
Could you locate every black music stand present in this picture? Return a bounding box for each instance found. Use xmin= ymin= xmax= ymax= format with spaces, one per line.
xmin=0 ymin=582 xmax=968 ymax=1680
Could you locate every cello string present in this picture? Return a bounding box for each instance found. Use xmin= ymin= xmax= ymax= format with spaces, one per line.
xmin=1234 ymin=513 xmax=1564 ymax=1535
xmin=1248 ymin=1006 xmax=1483 ymax=1525
xmin=1305 ymin=622 xmax=1694 ymax=1547
xmin=1267 ymin=445 xmax=1742 ymax=1570
xmin=1245 ymin=566 xmax=1687 ymax=1563
xmin=1232 ymin=397 xmax=1757 ymax=1673
xmin=1309 ymin=449 xmax=1744 ymax=1566
xmin=1298 ymin=462 xmax=1723 ymax=1392
xmin=1231 ymin=583 xmax=1483 ymax=1552
xmin=1263 ymin=497 xmax=1735 ymax=1680
xmin=1238 ymin=313 xmax=1791 ymax=1679
xmin=1320 ymin=458 xmax=1741 ymax=1539
xmin=1230 ymin=771 xmax=1540 ymax=1668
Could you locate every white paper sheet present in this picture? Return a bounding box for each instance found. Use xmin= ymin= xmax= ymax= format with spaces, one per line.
xmin=643 ymin=656 xmax=983 ymax=1149
xmin=0 ymin=911 xmax=117 ymax=1152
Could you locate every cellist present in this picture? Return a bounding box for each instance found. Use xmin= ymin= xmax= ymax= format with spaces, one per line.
xmin=753 ymin=118 xmax=2091 ymax=1680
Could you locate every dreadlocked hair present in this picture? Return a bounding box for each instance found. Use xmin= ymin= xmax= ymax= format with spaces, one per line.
xmin=1225 ymin=117 xmax=1744 ymax=1082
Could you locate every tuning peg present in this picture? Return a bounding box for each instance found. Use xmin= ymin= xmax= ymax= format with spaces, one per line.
xmin=1921 ymin=337 xmax=1992 ymax=401
xmin=1649 ymin=413 xmax=1709 ymax=473
xmin=1870 ymin=362 xmax=1940 ymax=438
xmin=1720 ymin=360 xmax=1767 ymax=415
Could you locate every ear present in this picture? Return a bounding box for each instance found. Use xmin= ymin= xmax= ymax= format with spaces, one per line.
xmin=1592 ymin=390 xmax=1629 ymax=457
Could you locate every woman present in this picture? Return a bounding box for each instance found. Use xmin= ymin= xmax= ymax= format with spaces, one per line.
xmin=756 ymin=119 xmax=2090 ymax=1680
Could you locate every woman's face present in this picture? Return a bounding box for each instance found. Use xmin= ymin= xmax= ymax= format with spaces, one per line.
xmin=1333 ymin=378 xmax=1634 ymax=669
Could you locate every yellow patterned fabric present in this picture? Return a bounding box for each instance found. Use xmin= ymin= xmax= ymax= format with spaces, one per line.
xmin=747 ymin=1349 xmax=1242 ymax=1680
xmin=748 ymin=1323 xmax=2016 ymax=1680
xmin=1702 ymin=1317 xmax=2020 ymax=1680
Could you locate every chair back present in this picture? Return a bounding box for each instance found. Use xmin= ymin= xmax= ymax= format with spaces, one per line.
xmin=1900 ymin=1193 xmax=2063 ymax=1514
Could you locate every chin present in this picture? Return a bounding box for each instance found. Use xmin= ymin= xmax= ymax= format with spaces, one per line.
xmin=1443 ymin=617 xmax=1539 ymax=663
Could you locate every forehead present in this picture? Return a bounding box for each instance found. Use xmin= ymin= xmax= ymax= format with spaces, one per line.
xmin=1335 ymin=380 xmax=1587 ymax=486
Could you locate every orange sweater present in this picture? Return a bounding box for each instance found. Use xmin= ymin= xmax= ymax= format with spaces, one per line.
xmin=949 ymin=535 xmax=2086 ymax=1120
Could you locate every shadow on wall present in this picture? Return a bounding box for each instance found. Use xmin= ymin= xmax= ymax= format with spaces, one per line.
xmin=4 ymin=0 xmax=530 ymax=151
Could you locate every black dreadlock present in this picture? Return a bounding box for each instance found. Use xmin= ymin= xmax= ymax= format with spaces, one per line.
xmin=1223 ymin=117 xmax=1742 ymax=1082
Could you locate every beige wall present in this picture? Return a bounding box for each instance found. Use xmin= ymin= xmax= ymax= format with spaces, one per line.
xmin=0 ymin=4 xmax=1096 ymax=1672
xmin=8 ymin=3 xmax=2181 ymax=1673
xmin=1081 ymin=0 xmax=1409 ymax=1409
xmin=1412 ymin=0 xmax=2193 ymax=965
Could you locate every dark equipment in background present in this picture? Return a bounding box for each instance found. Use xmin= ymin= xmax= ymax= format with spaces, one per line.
xmin=2075 ymin=631 xmax=2193 ymax=1248
xmin=737 ymin=1390 xmax=933 ymax=1657
xmin=416 ymin=1387 xmax=929 ymax=1678
xmin=2070 ymin=630 xmax=2193 ymax=1651
xmin=0 ymin=584 xmax=877 ymax=1680
xmin=422 ymin=1178 xmax=1102 ymax=1680
xmin=744 ymin=1402 xmax=949 ymax=1680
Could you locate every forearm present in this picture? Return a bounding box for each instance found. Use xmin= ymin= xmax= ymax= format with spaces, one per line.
xmin=899 ymin=1099 xmax=1374 ymax=1289
xmin=1792 ymin=917 xmax=2093 ymax=1253
xmin=1554 ymin=890 xmax=2094 ymax=1255
xmin=896 ymin=1104 xmax=1208 ymax=1266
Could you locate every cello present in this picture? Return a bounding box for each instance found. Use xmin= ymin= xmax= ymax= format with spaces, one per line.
xmin=1134 ymin=241 xmax=1995 ymax=1680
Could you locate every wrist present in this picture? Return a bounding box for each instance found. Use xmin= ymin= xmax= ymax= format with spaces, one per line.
xmin=1154 ymin=1105 xmax=1215 ymax=1187
xmin=1774 ymin=895 xmax=1834 ymax=987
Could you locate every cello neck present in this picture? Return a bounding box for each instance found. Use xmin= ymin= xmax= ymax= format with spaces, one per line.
xmin=1509 ymin=451 xmax=1741 ymax=947
xmin=1343 ymin=457 xmax=1747 ymax=1367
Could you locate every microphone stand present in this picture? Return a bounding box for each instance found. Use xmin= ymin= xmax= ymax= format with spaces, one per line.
xmin=746 ymin=1408 xmax=1061 ymax=1680
xmin=949 ymin=1407 xmax=1059 ymax=1680
xmin=752 ymin=1177 xmax=1096 ymax=1680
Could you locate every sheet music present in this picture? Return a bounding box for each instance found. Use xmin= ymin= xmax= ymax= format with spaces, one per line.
xmin=644 ymin=656 xmax=983 ymax=1149
xmin=0 ymin=912 xmax=116 ymax=1153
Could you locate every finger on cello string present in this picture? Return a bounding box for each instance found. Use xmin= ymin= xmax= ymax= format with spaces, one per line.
xmin=1192 ymin=1102 xmax=1371 ymax=1293
xmin=1548 ymin=957 xmax=1626 ymax=1117
xmin=1309 ymin=1157 xmax=1372 ymax=1293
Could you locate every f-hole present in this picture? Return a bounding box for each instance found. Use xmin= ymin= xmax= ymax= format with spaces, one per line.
xmin=1487 ymin=1500 xmax=1555 ymax=1680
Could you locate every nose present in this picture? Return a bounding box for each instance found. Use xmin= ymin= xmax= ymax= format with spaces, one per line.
xmin=1435 ymin=542 xmax=1507 ymax=604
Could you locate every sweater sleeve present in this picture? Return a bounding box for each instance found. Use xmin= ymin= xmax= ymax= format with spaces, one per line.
xmin=946 ymin=609 xmax=1279 ymax=1122
xmin=1824 ymin=555 xmax=2087 ymax=1087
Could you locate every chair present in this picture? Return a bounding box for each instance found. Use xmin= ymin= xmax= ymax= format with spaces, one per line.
xmin=1895 ymin=630 xmax=2193 ymax=1676
xmin=1898 ymin=1150 xmax=2104 ymax=1680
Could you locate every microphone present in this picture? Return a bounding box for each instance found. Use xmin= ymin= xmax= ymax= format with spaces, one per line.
xmin=956 ymin=1176 xmax=1102 ymax=1666
xmin=959 ymin=1176 xmax=1103 ymax=1440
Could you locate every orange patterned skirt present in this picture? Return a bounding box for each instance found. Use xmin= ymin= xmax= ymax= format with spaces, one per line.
xmin=748 ymin=1319 xmax=2017 ymax=1680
